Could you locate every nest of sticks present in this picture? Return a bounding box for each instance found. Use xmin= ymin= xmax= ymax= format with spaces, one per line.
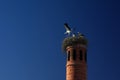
xmin=62 ymin=36 xmax=88 ymax=51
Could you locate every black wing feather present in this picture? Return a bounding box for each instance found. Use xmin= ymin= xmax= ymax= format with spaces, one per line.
xmin=64 ymin=23 xmax=71 ymax=31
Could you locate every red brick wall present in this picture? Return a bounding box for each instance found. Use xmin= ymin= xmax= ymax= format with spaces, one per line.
xmin=66 ymin=45 xmax=87 ymax=80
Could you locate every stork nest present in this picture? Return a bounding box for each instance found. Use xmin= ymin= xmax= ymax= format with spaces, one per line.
xmin=62 ymin=36 xmax=88 ymax=52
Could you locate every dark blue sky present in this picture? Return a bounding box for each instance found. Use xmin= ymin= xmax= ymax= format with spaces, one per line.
xmin=0 ymin=0 xmax=120 ymax=80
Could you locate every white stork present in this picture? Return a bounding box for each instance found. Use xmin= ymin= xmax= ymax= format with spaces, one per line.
xmin=64 ymin=23 xmax=71 ymax=35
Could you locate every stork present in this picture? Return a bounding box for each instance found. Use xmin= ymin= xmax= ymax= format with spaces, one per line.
xmin=64 ymin=23 xmax=71 ymax=35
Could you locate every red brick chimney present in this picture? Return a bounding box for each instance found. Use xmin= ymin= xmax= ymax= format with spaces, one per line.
xmin=62 ymin=34 xmax=87 ymax=80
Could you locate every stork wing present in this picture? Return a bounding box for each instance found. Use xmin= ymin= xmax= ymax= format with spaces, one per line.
xmin=64 ymin=23 xmax=71 ymax=31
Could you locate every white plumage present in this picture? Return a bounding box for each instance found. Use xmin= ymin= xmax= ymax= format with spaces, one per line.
xmin=64 ymin=23 xmax=71 ymax=35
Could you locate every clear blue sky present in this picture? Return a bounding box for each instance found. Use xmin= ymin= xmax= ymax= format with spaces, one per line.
xmin=0 ymin=0 xmax=120 ymax=80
